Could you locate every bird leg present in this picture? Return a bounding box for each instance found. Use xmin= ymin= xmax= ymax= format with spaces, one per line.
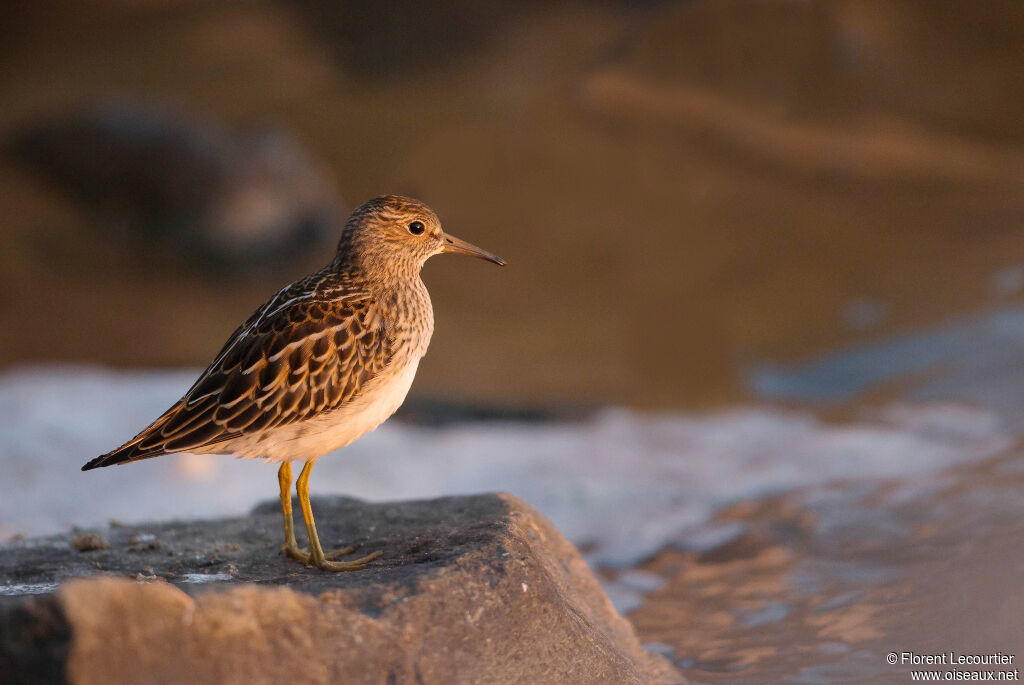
xmin=279 ymin=462 xmax=354 ymax=562
xmin=278 ymin=462 xmax=310 ymax=562
xmin=295 ymin=461 xmax=382 ymax=571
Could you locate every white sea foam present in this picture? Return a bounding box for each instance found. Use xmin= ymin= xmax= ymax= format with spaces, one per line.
xmin=0 ymin=582 xmax=59 ymax=596
xmin=0 ymin=365 xmax=1012 ymax=566
xmin=179 ymin=573 xmax=233 ymax=583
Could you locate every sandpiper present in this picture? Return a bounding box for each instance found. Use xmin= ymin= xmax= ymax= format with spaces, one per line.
xmin=82 ymin=195 xmax=505 ymax=571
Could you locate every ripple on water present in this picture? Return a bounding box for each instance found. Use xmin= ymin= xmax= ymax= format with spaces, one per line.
xmin=629 ymin=450 xmax=1024 ymax=684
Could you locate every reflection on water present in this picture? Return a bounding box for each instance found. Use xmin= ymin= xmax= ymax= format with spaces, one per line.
xmin=629 ymin=450 xmax=1024 ymax=683
xmin=615 ymin=305 xmax=1024 ymax=682
xmin=749 ymin=305 xmax=1024 ymax=428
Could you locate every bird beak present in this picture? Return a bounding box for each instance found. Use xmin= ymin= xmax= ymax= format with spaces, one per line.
xmin=442 ymin=233 xmax=506 ymax=266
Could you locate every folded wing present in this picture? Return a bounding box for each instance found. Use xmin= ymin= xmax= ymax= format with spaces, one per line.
xmin=82 ymin=287 xmax=391 ymax=469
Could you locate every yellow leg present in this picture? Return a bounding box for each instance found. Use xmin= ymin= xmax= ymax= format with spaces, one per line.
xmin=295 ymin=461 xmax=382 ymax=571
xmin=281 ymin=461 xmax=356 ymax=565
xmin=278 ymin=462 xmax=310 ymax=562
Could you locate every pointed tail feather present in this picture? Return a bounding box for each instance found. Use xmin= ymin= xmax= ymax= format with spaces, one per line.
xmin=82 ymin=400 xmax=240 ymax=470
xmin=81 ymin=405 xmax=183 ymax=470
xmin=81 ymin=441 xmax=168 ymax=470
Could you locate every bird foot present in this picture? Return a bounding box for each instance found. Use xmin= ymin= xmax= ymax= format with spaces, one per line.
xmin=313 ymin=549 xmax=382 ymax=572
xmin=281 ymin=543 xmax=311 ymax=563
xmin=282 ymin=543 xmax=381 ymax=571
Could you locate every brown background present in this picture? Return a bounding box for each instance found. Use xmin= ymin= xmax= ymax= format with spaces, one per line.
xmin=3 ymin=0 xmax=1024 ymax=408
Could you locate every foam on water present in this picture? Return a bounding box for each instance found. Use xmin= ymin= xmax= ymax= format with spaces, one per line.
xmin=0 ymin=582 xmax=59 ymax=596
xmin=0 ymin=365 xmax=1012 ymax=566
xmin=179 ymin=573 xmax=233 ymax=583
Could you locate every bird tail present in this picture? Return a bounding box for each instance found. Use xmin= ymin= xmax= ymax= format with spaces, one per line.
xmin=81 ymin=440 xmax=167 ymax=471
xmin=81 ymin=407 xmax=180 ymax=471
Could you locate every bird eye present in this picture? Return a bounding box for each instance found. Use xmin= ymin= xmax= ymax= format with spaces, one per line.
xmin=408 ymin=221 xmax=425 ymax=235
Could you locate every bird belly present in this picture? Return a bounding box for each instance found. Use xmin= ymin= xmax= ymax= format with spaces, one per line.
xmin=222 ymin=358 xmax=421 ymax=462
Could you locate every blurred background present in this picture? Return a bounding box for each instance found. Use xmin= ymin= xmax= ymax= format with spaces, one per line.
xmin=4 ymin=2 xmax=1024 ymax=682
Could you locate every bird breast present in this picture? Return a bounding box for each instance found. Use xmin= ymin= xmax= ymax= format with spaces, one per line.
xmin=225 ymin=356 xmax=422 ymax=462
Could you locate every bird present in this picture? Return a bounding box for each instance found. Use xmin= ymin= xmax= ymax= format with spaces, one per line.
xmin=82 ymin=195 xmax=505 ymax=571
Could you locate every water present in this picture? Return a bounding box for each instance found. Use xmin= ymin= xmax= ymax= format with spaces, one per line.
xmin=621 ymin=304 xmax=1024 ymax=683
xmin=748 ymin=305 xmax=1024 ymax=429
xmin=629 ymin=449 xmax=1024 ymax=683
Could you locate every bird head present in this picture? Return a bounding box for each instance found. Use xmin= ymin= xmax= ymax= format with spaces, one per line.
xmin=336 ymin=195 xmax=505 ymax=277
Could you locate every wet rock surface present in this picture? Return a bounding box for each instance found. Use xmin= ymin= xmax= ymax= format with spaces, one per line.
xmin=0 ymin=493 xmax=681 ymax=684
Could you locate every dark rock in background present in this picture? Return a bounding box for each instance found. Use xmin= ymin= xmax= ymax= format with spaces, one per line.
xmin=6 ymin=98 xmax=341 ymax=274
xmin=0 ymin=493 xmax=682 ymax=684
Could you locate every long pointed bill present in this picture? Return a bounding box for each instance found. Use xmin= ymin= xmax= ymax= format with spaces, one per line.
xmin=442 ymin=233 xmax=506 ymax=266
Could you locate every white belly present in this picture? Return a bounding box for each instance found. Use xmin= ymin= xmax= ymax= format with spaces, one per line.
xmin=221 ymin=358 xmax=421 ymax=462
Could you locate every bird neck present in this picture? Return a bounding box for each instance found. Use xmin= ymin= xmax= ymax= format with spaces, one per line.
xmin=377 ymin=275 xmax=435 ymax=357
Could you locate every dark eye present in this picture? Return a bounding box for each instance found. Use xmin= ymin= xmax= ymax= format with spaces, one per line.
xmin=408 ymin=221 xmax=425 ymax=235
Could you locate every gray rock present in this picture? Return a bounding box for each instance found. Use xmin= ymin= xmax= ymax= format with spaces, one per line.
xmin=0 ymin=493 xmax=682 ymax=684
xmin=7 ymin=98 xmax=340 ymax=273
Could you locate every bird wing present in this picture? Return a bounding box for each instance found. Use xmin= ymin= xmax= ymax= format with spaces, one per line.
xmin=83 ymin=283 xmax=392 ymax=469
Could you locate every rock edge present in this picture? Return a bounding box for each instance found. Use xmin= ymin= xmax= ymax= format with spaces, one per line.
xmin=1 ymin=493 xmax=682 ymax=684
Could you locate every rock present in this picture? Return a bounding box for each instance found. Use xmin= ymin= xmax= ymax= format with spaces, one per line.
xmin=70 ymin=533 xmax=108 ymax=553
xmin=6 ymin=98 xmax=341 ymax=273
xmin=0 ymin=493 xmax=682 ymax=684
